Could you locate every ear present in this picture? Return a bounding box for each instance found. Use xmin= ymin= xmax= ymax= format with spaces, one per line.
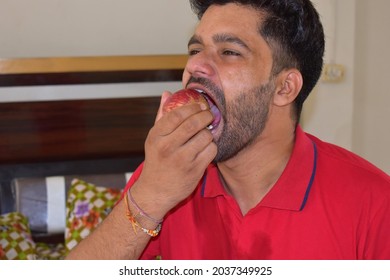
xmin=273 ymin=69 xmax=303 ymax=107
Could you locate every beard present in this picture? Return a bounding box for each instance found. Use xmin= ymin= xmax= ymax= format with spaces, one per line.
xmin=186 ymin=76 xmax=276 ymax=163
xmin=214 ymin=80 xmax=275 ymax=162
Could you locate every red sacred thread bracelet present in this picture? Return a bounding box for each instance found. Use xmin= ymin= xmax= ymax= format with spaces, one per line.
xmin=124 ymin=192 xmax=161 ymax=237
xmin=128 ymin=190 xmax=163 ymax=224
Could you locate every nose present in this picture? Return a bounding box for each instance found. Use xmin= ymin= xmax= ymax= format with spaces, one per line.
xmin=183 ymin=51 xmax=216 ymax=83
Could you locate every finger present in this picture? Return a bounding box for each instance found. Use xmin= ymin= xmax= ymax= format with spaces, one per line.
xmin=172 ymin=112 xmax=214 ymax=155
xmin=183 ymin=128 xmax=215 ymax=160
xmin=167 ymin=109 xmax=214 ymax=145
xmin=192 ymin=139 xmax=218 ymax=171
xmin=147 ymin=109 xmax=213 ymax=160
xmin=156 ymin=103 xmax=209 ymax=136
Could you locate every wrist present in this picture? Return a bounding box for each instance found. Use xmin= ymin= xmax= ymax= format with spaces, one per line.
xmin=127 ymin=189 xmax=163 ymax=224
xmin=128 ymin=182 xmax=170 ymax=222
xmin=123 ymin=190 xmax=162 ymax=237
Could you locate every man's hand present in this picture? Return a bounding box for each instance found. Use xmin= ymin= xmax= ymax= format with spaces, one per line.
xmin=132 ymin=91 xmax=217 ymax=217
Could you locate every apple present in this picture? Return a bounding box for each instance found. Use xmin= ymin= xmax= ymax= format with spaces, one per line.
xmin=162 ymin=88 xmax=222 ymax=132
xmin=162 ymin=89 xmax=209 ymax=113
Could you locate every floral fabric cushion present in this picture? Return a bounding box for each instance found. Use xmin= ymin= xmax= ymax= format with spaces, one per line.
xmin=35 ymin=242 xmax=66 ymax=260
xmin=0 ymin=246 xmax=5 ymax=260
xmin=0 ymin=212 xmax=36 ymax=260
xmin=65 ymin=178 xmax=122 ymax=252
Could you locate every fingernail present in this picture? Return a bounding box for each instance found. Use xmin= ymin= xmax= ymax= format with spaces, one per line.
xmin=200 ymin=103 xmax=208 ymax=110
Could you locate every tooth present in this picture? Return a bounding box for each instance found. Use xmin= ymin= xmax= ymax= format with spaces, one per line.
xmin=207 ymin=124 xmax=213 ymax=130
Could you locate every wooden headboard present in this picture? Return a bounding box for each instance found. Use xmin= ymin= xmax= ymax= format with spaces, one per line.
xmin=0 ymin=55 xmax=187 ymax=214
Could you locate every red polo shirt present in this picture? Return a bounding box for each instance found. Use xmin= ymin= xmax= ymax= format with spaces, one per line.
xmin=124 ymin=126 xmax=390 ymax=259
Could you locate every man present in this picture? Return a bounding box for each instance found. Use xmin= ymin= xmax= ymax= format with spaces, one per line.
xmin=67 ymin=0 xmax=390 ymax=259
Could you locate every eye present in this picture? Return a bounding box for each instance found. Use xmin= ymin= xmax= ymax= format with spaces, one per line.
xmin=222 ymin=50 xmax=241 ymax=56
xmin=188 ymin=49 xmax=201 ymax=56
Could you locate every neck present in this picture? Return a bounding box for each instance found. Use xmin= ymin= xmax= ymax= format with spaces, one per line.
xmin=217 ymin=122 xmax=296 ymax=215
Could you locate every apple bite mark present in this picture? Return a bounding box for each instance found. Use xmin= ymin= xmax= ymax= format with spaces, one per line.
xmin=162 ymin=89 xmax=209 ymax=114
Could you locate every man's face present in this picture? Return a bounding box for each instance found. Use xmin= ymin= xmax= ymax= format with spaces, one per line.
xmin=183 ymin=3 xmax=276 ymax=162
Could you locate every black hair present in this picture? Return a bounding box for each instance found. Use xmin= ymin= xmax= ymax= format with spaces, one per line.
xmin=189 ymin=0 xmax=325 ymax=122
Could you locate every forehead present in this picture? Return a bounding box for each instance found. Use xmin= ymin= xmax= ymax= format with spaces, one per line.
xmin=194 ymin=3 xmax=265 ymax=43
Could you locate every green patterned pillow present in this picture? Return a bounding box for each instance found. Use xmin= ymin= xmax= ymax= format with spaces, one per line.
xmin=0 ymin=245 xmax=6 ymax=260
xmin=0 ymin=212 xmax=36 ymax=260
xmin=65 ymin=178 xmax=122 ymax=253
xmin=35 ymin=242 xmax=66 ymax=260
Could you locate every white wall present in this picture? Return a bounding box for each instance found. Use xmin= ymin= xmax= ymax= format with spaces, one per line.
xmin=0 ymin=0 xmax=198 ymax=102
xmin=353 ymin=0 xmax=390 ymax=173
xmin=303 ymin=0 xmax=390 ymax=173
xmin=0 ymin=0 xmax=198 ymax=57
xmin=302 ymin=0 xmax=356 ymax=153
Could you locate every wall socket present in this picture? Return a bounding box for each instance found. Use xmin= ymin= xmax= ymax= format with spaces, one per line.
xmin=321 ymin=63 xmax=345 ymax=83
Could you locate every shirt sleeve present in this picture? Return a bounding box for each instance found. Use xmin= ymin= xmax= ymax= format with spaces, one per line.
xmin=119 ymin=162 xmax=145 ymax=201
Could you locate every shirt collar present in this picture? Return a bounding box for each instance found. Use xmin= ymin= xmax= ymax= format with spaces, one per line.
xmin=201 ymin=125 xmax=317 ymax=211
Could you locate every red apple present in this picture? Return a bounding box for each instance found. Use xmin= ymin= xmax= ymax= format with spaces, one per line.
xmin=162 ymin=89 xmax=209 ymax=114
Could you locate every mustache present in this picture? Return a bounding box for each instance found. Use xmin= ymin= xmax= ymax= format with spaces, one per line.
xmin=185 ymin=76 xmax=226 ymax=108
xmin=186 ymin=76 xmax=217 ymax=93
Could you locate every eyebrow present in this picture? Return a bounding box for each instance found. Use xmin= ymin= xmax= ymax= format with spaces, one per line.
xmin=188 ymin=33 xmax=250 ymax=51
xmin=188 ymin=35 xmax=202 ymax=48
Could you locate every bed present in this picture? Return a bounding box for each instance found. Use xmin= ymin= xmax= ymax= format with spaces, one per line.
xmin=0 ymin=54 xmax=187 ymax=259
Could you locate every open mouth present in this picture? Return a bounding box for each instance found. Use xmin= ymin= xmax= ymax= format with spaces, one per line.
xmin=194 ymin=89 xmax=222 ymax=132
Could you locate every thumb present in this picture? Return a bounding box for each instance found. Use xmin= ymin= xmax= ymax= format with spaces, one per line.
xmin=155 ymin=91 xmax=172 ymax=123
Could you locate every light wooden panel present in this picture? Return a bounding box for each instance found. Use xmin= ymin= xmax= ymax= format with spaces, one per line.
xmin=0 ymin=55 xmax=188 ymax=74
xmin=0 ymin=55 xmax=187 ymax=86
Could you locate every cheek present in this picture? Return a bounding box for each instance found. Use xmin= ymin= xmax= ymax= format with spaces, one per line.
xmin=223 ymin=69 xmax=254 ymax=96
xmin=225 ymin=68 xmax=243 ymax=81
